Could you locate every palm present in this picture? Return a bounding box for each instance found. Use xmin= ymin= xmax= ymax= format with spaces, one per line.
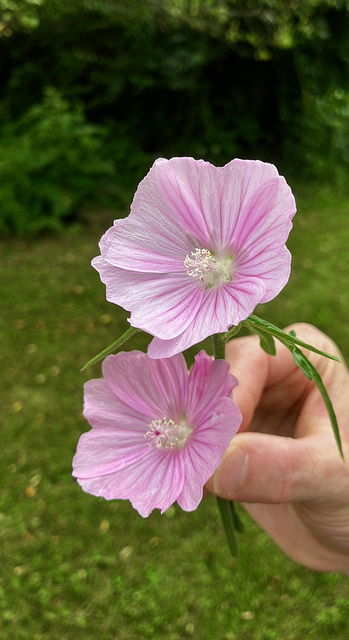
xmin=216 ymin=326 xmax=349 ymax=573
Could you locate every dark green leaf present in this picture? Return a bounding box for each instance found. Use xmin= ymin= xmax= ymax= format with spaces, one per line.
xmin=246 ymin=315 xmax=340 ymax=362
xmin=245 ymin=324 xmax=276 ymax=355
xmin=292 ymin=348 xmax=344 ymax=459
xmin=292 ymin=347 xmax=314 ymax=380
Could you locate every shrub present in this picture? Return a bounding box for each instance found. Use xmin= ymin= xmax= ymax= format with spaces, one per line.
xmin=0 ymin=87 xmax=114 ymax=235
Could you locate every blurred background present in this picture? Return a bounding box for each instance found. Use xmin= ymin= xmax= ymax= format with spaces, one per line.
xmin=1 ymin=1 xmax=349 ymax=639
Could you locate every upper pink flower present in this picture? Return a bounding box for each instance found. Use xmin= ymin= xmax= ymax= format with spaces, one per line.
xmin=92 ymin=157 xmax=296 ymax=357
xmin=72 ymin=350 xmax=241 ymax=517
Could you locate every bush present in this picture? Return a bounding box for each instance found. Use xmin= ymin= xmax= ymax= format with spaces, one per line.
xmin=0 ymin=88 xmax=114 ymax=235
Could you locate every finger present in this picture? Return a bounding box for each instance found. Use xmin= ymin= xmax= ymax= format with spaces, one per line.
xmin=206 ymin=429 xmax=349 ymax=504
xmin=228 ymin=323 xmax=348 ymax=434
xmin=226 ymin=332 xmax=305 ymax=432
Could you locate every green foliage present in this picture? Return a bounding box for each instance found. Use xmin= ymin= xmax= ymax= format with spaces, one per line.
xmin=147 ymin=0 xmax=349 ymax=56
xmin=1 ymin=0 xmax=349 ymax=234
xmin=0 ymin=0 xmax=44 ymax=37
xmin=0 ymin=88 xmax=114 ymax=235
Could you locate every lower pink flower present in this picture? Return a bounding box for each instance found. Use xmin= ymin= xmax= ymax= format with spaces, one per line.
xmin=73 ymin=350 xmax=242 ymax=517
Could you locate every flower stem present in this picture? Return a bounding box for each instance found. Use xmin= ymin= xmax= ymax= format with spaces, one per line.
xmin=212 ymin=333 xmax=240 ymax=557
xmin=212 ymin=333 xmax=226 ymax=360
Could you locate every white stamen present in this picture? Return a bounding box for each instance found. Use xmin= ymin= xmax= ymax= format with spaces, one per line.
xmin=145 ymin=417 xmax=193 ymax=451
xmin=184 ymin=247 xmax=233 ymax=288
xmin=184 ymin=248 xmax=215 ymax=278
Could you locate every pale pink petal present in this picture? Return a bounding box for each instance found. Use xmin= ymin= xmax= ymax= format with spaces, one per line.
xmin=154 ymin=157 xmax=224 ymax=246
xmin=147 ymin=278 xmax=267 ymax=358
xmin=72 ymin=428 xmax=149 ymax=478
xmin=237 ymin=245 xmax=292 ymax=303
xmin=102 ymin=351 xmax=188 ymax=419
xmin=77 ymin=447 xmax=185 ymax=517
xmin=178 ymin=397 xmax=241 ymax=510
xmin=222 ymin=163 xmax=295 ymax=250
xmin=92 ymin=257 xmax=203 ymax=340
xmin=186 ymin=351 xmax=238 ymax=424
xmin=154 ymin=157 xmax=294 ymax=253
xmin=98 ymin=216 xmax=192 ymax=273
xmin=83 ymin=379 xmax=147 ymax=430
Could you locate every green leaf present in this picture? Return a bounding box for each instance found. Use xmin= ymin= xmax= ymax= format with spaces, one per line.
xmin=291 ymin=347 xmax=314 ymax=380
xmin=244 ymin=315 xmax=343 ymax=459
xmin=245 ymin=324 xmax=276 ymax=356
xmin=292 ymin=347 xmax=344 ymax=459
xmin=246 ymin=315 xmax=340 ymax=362
xmin=81 ymin=326 xmax=141 ymax=371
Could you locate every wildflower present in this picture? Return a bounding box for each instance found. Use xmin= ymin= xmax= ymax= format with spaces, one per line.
xmin=73 ymin=350 xmax=241 ymax=517
xmin=92 ymin=157 xmax=296 ymax=357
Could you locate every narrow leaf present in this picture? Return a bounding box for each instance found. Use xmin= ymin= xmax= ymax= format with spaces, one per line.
xmin=291 ymin=348 xmax=344 ymax=459
xmin=245 ymin=315 xmax=343 ymax=459
xmin=81 ymin=327 xmax=141 ymax=371
xmin=247 ymin=315 xmax=340 ymax=362
xmin=246 ymin=324 xmax=276 ymax=356
xmin=292 ymin=347 xmax=314 ymax=380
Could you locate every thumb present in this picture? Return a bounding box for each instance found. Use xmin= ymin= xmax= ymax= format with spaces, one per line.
xmin=208 ymin=427 xmax=344 ymax=504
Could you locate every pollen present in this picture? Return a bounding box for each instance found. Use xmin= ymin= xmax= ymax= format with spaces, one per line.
xmin=145 ymin=417 xmax=193 ymax=451
xmin=184 ymin=247 xmax=233 ymax=288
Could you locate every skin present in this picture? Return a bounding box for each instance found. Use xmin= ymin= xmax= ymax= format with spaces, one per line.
xmin=206 ymin=323 xmax=349 ymax=573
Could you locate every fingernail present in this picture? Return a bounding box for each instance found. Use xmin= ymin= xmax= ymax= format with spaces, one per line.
xmin=213 ymin=446 xmax=249 ymax=497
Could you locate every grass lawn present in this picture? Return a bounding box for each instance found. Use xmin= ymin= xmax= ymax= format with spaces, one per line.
xmin=1 ymin=182 xmax=349 ymax=640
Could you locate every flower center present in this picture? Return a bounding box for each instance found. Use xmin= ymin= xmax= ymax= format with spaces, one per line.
xmin=184 ymin=248 xmax=232 ymax=288
xmin=145 ymin=417 xmax=193 ymax=451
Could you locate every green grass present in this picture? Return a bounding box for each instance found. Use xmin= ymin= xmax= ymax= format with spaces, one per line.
xmin=1 ymin=183 xmax=349 ymax=640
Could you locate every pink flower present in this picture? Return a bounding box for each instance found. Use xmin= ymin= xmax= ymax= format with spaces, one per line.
xmin=92 ymin=157 xmax=296 ymax=357
xmin=72 ymin=350 xmax=241 ymax=517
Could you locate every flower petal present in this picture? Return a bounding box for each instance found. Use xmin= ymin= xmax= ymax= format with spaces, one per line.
xmin=98 ymin=216 xmax=193 ymax=274
xmin=102 ymin=351 xmax=188 ymax=419
xmin=83 ymin=379 xmax=147 ymax=430
xmin=186 ymin=351 xmax=238 ymax=424
xmin=72 ymin=428 xmax=149 ymax=478
xmin=76 ymin=446 xmax=185 ymax=517
xmin=147 ymin=277 xmax=267 ymax=358
xmin=178 ymin=397 xmax=241 ymax=510
xmin=92 ymin=258 xmax=203 ymax=340
xmin=237 ymin=245 xmax=292 ymax=303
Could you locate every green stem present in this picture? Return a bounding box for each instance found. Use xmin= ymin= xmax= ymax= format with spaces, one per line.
xmin=212 ymin=333 xmax=227 ymax=359
xmin=212 ymin=333 xmax=240 ymax=557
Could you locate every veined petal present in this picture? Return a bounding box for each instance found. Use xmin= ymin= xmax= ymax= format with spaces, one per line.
xmin=220 ymin=160 xmax=295 ymax=250
xmin=238 ymin=245 xmax=292 ymax=303
xmin=98 ymin=216 xmax=193 ymax=274
xmin=102 ymin=351 xmax=188 ymax=418
xmin=231 ymin=177 xmax=295 ymax=253
xmin=186 ymin=351 xmax=237 ymax=424
xmin=77 ymin=447 xmax=185 ymax=517
xmin=92 ymin=259 xmax=203 ymax=340
xmin=147 ymin=277 xmax=267 ymax=358
xmin=178 ymin=397 xmax=241 ymax=510
xmin=72 ymin=428 xmax=149 ymax=478
xmin=153 ymin=157 xmax=215 ymax=246
xmin=83 ymin=379 xmax=148 ymax=430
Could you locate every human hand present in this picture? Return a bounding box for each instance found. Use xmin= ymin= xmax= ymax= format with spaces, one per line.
xmin=206 ymin=324 xmax=349 ymax=573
